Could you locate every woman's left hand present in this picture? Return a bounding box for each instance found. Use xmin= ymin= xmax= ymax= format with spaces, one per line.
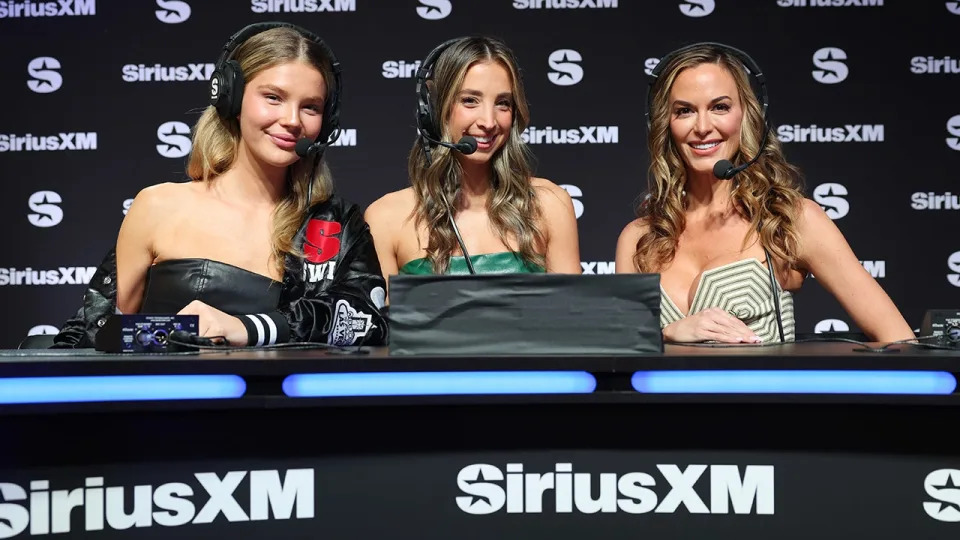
xmin=177 ymin=300 xmax=248 ymax=346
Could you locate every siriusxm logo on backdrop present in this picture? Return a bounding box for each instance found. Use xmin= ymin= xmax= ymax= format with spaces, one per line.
xmin=122 ymin=63 xmax=214 ymax=82
xmin=581 ymin=261 xmax=615 ymax=274
xmin=0 ymin=0 xmax=94 ymax=18
xmin=155 ymin=0 xmax=190 ymax=22
xmin=815 ymin=319 xmax=850 ymax=333
xmin=456 ymin=463 xmax=774 ymax=515
xmin=27 ymin=191 xmax=63 ymax=228
xmin=924 ymin=469 xmax=960 ymax=521
xmin=0 ymin=132 xmax=97 ymax=152
xmin=947 ymin=115 xmax=960 ymax=150
xmin=777 ymin=0 xmax=882 ymax=6
xmin=644 ymin=57 xmax=660 ymax=76
xmin=123 ymin=198 xmax=134 ymax=215
xmin=416 ymin=0 xmax=450 ymax=19
xmin=26 ymin=57 xmax=62 ymax=93
xmin=0 ymin=469 xmax=314 ymax=537
xmin=679 ymin=0 xmax=714 ymax=17
xmin=513 ymin=0 xmax=618 ymax=8
xmin=156 ymin=121 xmax=192 ymax=158
xmin=0 ymin=267 xmax=96 ymax=286
xmin=911 ymin=192 xmax=960 ymax=210
xmin=812 ymin=183 xmax=849 ymax=219
xmin=559 ymin=184 xmax=583 ymax=218
xmin=811 ymin=47 xmax=848 ymax=84
xmin=948 ymin=251 xmax=960 ymax=287
xmin=522 ymin=126 xmax=618 ymax=144
xmin=948 ymin=1 xmax=960 ymax=15
xmin=777 ymin=124 xmax=883 ymax=143
xmin=328 ymin=129 xmax=356 ymax=147
xmin=547 ymin=49 xmax=583 ymax=86
xmin=251 ymin=0 xmax=355 ymax=13
xmin=860 ymin=260 xmax=885 ymax=278
xmin=910 ymin=56 xmax=960 ymax=74
xmin=381 ymin=60 xmax=421 ymax=79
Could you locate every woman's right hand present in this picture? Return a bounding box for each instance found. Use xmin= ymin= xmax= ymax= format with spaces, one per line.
xmin=663 ymin=307 xmax=762 ymax=344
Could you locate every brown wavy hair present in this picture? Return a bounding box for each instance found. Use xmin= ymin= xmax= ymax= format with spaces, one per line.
xmin=187 ymin=27 xmax=336 ymax=275
xmin=408 ymin=36 xmax=545 ymax=274
xmin=634 ymin=44 xmax=805 ymax=273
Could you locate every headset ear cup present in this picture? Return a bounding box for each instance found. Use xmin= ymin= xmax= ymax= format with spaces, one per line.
xmin=225 ymin=60 xmax=245 ymax=118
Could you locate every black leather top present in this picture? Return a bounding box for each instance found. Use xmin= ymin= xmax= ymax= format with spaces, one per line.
xmin=140 ymin=259 xmax=282 ymax=315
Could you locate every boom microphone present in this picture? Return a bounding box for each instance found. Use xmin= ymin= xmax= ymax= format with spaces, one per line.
xmin=713 ymin=126 xmax=770 ymax=180
xmin=421 ymin=133 xmax=478 ymax=155
xmin=295 ymin=137 xmax=319 ymax=158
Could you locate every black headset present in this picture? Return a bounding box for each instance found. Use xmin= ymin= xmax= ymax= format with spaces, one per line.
xmin=209 ymin=22 xmax=343 ymax=148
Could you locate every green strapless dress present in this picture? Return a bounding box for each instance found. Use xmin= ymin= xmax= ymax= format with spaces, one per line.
xmin=398 ymin=252 xmax=545 ymax=275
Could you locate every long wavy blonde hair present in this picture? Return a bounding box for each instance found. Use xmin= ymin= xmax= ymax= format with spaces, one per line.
xmin=187 ymin=27 xmax=336 ymax=275
xmin=635 ymin=44 xmax=805 ymax=273
xmin=408 ymin=36 xmax=545 ymax=274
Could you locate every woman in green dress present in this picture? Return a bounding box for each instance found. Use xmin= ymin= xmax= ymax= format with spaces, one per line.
xmin=365 ymin=36 xmax=581 ymax=282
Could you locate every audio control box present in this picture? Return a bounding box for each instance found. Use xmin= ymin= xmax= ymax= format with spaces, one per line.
xmin=95 ymin=314 xmax=200 ymax=353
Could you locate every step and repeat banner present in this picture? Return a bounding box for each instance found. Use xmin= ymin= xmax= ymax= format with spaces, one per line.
xmin=0 ymin=0 xmax=957 ymax=347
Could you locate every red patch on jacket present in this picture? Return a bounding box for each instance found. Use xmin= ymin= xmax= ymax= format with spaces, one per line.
xmin=304 ymin=219 xmax=342 ymax=263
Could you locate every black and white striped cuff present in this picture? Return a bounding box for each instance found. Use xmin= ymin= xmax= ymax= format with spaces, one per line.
xmin=240 ymin=312 xmax=290 ymax=346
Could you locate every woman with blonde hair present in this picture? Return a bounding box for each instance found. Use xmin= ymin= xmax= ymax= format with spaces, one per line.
xmin=616 ymin=42 xmax=912 ymax=344
xmin=365 ymin=36 xmax=580 ymax=280
xmin=54 ymin=22 xmax=386 ymax=348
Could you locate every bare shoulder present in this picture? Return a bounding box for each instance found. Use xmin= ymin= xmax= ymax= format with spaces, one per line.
xmin=617 ymin=217 xmax=650 ymax=246
xmin=365 ymin=187 xmax=416 ymax=226
xmin=126 ymin=181 xmax=194 ymax=222
xmin=530 ymin=177 xmax=574 ymax=211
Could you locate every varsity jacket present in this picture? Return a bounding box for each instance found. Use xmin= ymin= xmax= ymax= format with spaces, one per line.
xmin=52 ymin=195 xmax=388 ymax=348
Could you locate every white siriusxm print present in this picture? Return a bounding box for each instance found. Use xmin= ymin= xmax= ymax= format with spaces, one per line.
xmin=812 ymin=183 xmax=849 ymax=220
xmin=777 ymin=0 xmax=882 ymax=6
xmin=949 ymin=1 xmax=960 ymax=15
xmin=811 ymin=47 xmax=848 ymax=84
xmin=415 ymin=0 xmax=450 ymax=19
xmin=0 ymin=469 xmax=314 ymax=537
xmin=512 ymin=0 xmax=618 ymax=8
xmin=0 ymin=0 xmax=94 ymax=18
xmin=679 ymin=0 xmax=714 ymax=17
xmin=947 ymin=114 xmax=960 ymax=151
xmin=156 ymin=121 xmax=192 ymax=158
xmin=777 ymin=124 xmax=883 ymax=143
xmin=521 ymin=126 xmax=618 ymax=144
xmin=924 ymin=469 xmax=960 ymax=521
xmin=948 ymin=251 xmax=960 ymax=287
xmin=122 ymin=63 xmax=214 ymax=82
xmin=644 ymin=58 xmax=660 ymax=76
xmin=910 ymin=56 xmax=960 ymax=74
xmin=456 ymin=463 xmax=774 ymax=515
xmin=328 ymin=129 xmax=356 ymax=147
xmin=26 ymin=57 xmax=62 ymax=93
xmin=251 ymin=0 xmax=356 ymax=13
xmin=547 ymin=49 xmax=583 ymax=86
xmin=0 ymin=267 xmax=96 ymax=286
xmin=559 ymin=184 xmax=583 ymax=218
xmin=581 ymin=261 xmax=615 ymax=274
xmin=381 ymin=60 xmax=421 ymax=79
xmin=814 ymin=319 xmax=849 ymax=333
xmin=0 ymin=132 xmax=97 ymax=152
xmin=155 ymin=0 xmax=190 ymax=23
xmin=912 ymin=192 xmax=960 ymax=210
xmin=27 ymin=191 xmax=63 ymax=228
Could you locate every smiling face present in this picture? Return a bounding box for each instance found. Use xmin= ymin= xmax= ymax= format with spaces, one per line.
xmin=236 ymin=61 xmax=327 ymax=170
xmin=445 ymin=60 xmax=514 ymax=166
xmin=667 ymin=62 xmax=744 ymax=177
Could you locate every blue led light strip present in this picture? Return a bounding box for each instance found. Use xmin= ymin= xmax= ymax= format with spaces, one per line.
xmin=631 ymin=370 xmax=957 ymax=395
xmin=283 ymin=371 xmax=597 ymax=397
xmin=0 ymin=375 xmax=247 ymax=404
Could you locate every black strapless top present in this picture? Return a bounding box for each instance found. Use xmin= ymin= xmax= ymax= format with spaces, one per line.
xmin=140 ymin=259 xmax=282 ymax=315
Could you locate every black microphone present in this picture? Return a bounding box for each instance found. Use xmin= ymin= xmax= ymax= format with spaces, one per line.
xmin=421 ymin=133 xmax=478 ymax=155
xmin=295 ymin=137 xmax=319 ymax=158
xmin=712 ymin=127 xmax=771 ymax=180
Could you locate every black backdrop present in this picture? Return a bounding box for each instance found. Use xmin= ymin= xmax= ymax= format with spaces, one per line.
xmin=1 ymin=0 xmax=958 ymax=347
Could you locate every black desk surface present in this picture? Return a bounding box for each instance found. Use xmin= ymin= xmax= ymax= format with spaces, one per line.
xmin=1 ymin=343 xmax=959 ymax=539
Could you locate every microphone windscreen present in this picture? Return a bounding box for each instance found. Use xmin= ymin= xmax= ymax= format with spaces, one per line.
xmin=713 ymin=159 xmax=735 ymax=179
xmin=456 ymin=136 xmax=478 ymax=155
xmin=295 ymin=138 xmax=314 ymax=158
